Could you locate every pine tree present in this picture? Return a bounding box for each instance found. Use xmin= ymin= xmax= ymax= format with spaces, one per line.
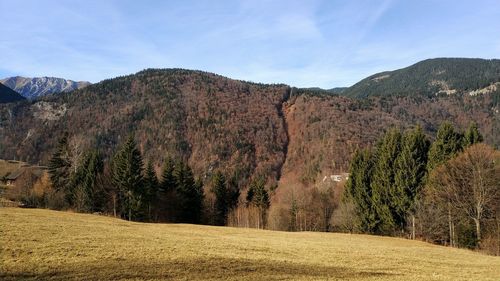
xmin=160 ymin=156 xmax=175 ymax=192
xmin=393 ymin=126 xmax=430 ymax=236
xmin=111 ymin=135 xmax=144 ymax=221
xmin=48 ymin=133 xmax=73 ymax=205
xmin=211 ymin=172 xmax=228 ymax=226
xmin=427 ymin=122 xmax=464 ymax=171
xmin=247 ymin=176 xmax=270 ymax=229
xmin=71 ymin=150 xmax=104 ymax=212
xmin=344 ymin=148 xmax=377 ymax=233
xmin=48 ymin=133 xmax=70 ymax=191
xmin=463 ymin=122 xmax=483 ymax=147
xmin=174 ymin=160 xmax=203 ymax=223
xmin=144 ymin=160 xmax=159 ymax=221
xmin=370 ymin=128 xmax=402 ymax=234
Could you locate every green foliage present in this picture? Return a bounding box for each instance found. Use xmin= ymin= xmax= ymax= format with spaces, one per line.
xmin=370 ymin=128 xmax=402 ymax=234
xmin=111 ymin=135 xmax=145 ymax=221
xmin=143 ymin=160 xmax=159 ymax=220
xmin=211 ymin=172 xmax=228 ymax=226
xmin=174 ymin=160 xmax=204 ymax=223
xmin=344 ymin=149 xmax=376 ymax=233
xmin=71 ymin=150 xmax=104 ymax=212
xmin=247 ymin=176 xmax=270 ymax=217
xmin=48 ymin=134 xmax=71 ymax=192
xmin=343 ymin=58 xmax=500 ymax=98
xmin=393 ymin=126 xmax=430 ymax=230
xmin=463 ymin=122 xmax=483 ymax=147
xmin=427 ymin=122 xmax=464 ymax=171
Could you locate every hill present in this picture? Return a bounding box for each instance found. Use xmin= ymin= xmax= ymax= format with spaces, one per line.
xmin=0 ymin=76 xmax=90 ymax=99
xmin=1 ymin=208 xmax=499 ymax=281
xmin=0 ymin=64 xmax=499 ymax=190
xmin=342 ymin=58 xmax=500 ymax=98
xmin=0 ymin=83 xmax=25 ymax=103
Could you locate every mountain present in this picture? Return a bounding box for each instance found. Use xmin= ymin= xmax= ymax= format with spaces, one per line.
xmin=0 ymin=59 xmax=498 ymax=190
xmin=0 ymin=83 xmax=25 ymax=103
xmin=0 ymin=76 xmax=91 ymax=99
xmin=342 ymin=58 xmax=500 ymax=98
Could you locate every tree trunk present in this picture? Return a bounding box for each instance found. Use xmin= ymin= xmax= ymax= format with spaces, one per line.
xmin=412 ymin=215 xmax=416 ymax=240
xmin=448 ymin=204 xmax=454 ymax=247
xmin=473 ymin=218 xmax=481 ymax=247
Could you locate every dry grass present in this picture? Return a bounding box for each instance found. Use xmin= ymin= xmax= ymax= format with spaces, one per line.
xmin=1 ymin=208 xmax=499 ymax=281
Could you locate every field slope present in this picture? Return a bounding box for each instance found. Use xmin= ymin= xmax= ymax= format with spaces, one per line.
xmin=1 ymin=208 xmax=499 ymax=281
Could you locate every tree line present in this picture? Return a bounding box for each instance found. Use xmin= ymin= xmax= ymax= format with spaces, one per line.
xmin=27 ymin=133 xmax=270 ymax=226
xmin=344 ymin=122 xmax=500 ymax=253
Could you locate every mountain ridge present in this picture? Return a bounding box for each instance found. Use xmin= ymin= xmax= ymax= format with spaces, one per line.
xmin=0 ymin=58 xmax=498 ymax=189
xmin=0 ymin=76 xmax=91 ymax=99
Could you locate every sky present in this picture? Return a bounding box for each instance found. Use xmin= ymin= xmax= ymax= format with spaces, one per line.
xmin=0 ymin=0 xmax=499 ymax=88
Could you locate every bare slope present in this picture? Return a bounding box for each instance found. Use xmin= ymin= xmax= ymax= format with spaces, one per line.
xmin=1 ymin=208 xmax=499 ymax=281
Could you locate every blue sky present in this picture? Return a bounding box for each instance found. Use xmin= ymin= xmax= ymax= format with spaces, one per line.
xmin=1 ymin=0 xmax=499 ymax=88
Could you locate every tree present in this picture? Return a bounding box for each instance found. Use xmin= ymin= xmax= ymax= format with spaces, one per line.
xmin=71 ymin=150 xmax=104 ymax=212
xmin=144 ymin=160 xmax=159 ymax=221
xmin=160 ymin=156 xmax=175 ymax=192
xmin=427 ymin=122 xmax=464 ymax=171
xmin=429 ymin=143 xmax=500 ymax=248
xmin=393 ymin=126 xmax=430 ymax=238
xmin=48 ymin=133 xmax=72 ymax=204
xmin=247 ymin=176 xmax=270 ymax=229
xmin=211 ymin=172 xmax=228 ymax=226
xmin=463 ymin=122 xmax=483 ymax=147
xmin=174 ymin=160 xmax=203 ymax=223
xmin=344 ymin=148 xmax=376 ymax=233
xmin=370 ymin=128 xmax=402 ymax=234
xmin=111 ymin=135 xmax=144 ymax=221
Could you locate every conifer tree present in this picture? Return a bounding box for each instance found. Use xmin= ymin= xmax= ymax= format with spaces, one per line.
xmin=463 ymin=122 xmax=483 ymax=147
xmin=345 ymin=148 xmax=377 ymax=233
xmin=144 ymin=160 xmax=159 ymax=221
xmin=211 ymin=172 xmax=228 ymax=226
xmin=247 ymin=176 xmax=270 ymax=229
xmin=111 ymin=135 xmax=144 ymax=221
xmin=393 ymin=126 xmax=430 ymax=236
xmin=174 ymin=160 xmax=203 ymax=223
xmin=370 ymin=128 xmax=402 ymax=234
xmin=427 ymin=122 xmax=464 ymax=171
xmin=72 ymin=150 xmax=104 ymax=212
xmin=160 ymin=156 xmax=175 ymax=192
xmin=48 ymin=133 xmax=73 ymax=205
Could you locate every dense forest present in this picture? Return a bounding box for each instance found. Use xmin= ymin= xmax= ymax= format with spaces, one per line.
xmin=343 ymin=58 xmax=500 ymax=98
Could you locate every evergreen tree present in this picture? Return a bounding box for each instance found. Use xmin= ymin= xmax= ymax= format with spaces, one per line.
xmin=160 ymin=156 xmax=175 ymax=192
xmin=344 ymin=148 xmax=377 ymax=233
xmin=427 ymin=122 xmax=464 ymax=171
xmin=247 ymin=176 xmax=270 ymax=229
xmin=463 ymin=122 xmax=483 ymax=147
xmin=48 ymin=133 xmax=73 ymax=205
xmin=111 ymin=135 xmax=144 ymax=221
xmin=144 ymin=160 xmax=159 ymax=221
xmin=48 ymin=133 xmax=70 ymax=191
xmin=370 ymin=128 xmax=402 ymax=234
xmin=174 ymin=160 xmax=203 ymax=223
xmin=393 ymin=126 xmax=430 ymax=235
xmin=71 ymin=150 xmax=104 ymax=212
xmin=211 ymin=172 xmax=228 ymax=226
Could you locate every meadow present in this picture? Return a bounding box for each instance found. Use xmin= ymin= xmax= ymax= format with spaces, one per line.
xmin=1 ymin=207 xmax=499 ymax=280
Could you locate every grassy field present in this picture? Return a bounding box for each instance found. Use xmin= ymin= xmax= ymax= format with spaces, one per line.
xmin=1 ymin=208 xmax=499 ymax=281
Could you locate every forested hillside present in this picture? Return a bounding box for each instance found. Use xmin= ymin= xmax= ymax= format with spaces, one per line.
xmin=0 ymin=65 xmax=499 ymax=189
xmin=343 ymin=58 xmax=500 ymax=98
